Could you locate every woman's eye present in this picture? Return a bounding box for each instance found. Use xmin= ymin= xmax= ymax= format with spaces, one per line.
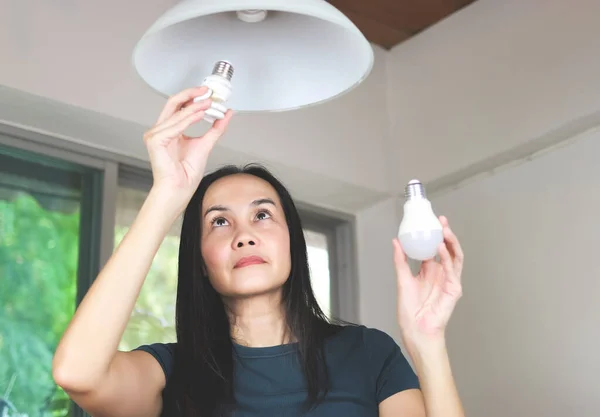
xmin=256 ymin=211 xmax=271 ymax=221
xmin=212 ymin=217 xmax=229 ymax=227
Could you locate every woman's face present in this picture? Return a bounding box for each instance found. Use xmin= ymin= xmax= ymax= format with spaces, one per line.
xmin=200 ymin=174 xmax=291 ymax=298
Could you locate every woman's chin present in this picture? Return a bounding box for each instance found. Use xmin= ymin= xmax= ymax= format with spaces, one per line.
xmin=224 ymin=278 xmax=285 ymax=299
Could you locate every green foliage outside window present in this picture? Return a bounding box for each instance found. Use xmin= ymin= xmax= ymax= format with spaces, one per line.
xmin=0 ymin=193 xmax=78 ymax=417
xmin=0 ymin=192 xmax=181 ymax=416
xmin=116 ymin=226 xmax=179 ymax=351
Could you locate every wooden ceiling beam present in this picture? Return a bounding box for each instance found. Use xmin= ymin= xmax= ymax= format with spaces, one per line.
xmin=336 ymin=6 xmax=412 ymax=50
xmin=328 ymin=0 xmax=477 ymax=49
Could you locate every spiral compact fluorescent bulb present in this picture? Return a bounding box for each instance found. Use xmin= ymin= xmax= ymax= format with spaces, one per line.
xmin=397 ymin=179 xmax=443 ymax=261
xmin=194 ymin=60 xmax=234 ymax=124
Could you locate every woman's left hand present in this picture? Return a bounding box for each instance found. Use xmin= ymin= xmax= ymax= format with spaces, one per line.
xmin=393 ymin=216 xmax=464 ymax=347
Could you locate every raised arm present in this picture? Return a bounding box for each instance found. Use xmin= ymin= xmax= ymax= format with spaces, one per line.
xmin=380 ymin=216 xmax=465 ymax=417
xmin=51 ymin=87 xmax=233 ymax=417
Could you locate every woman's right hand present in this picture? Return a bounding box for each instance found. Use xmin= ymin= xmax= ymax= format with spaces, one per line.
xmin=143 ymin=86 xmax=233 ymax=206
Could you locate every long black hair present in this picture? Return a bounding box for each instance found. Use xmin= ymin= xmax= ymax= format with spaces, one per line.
xmin=166 ymin=164 xmax=344 ymax=416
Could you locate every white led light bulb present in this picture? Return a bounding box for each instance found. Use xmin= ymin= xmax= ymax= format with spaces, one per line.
xmin=397 ymin=179 xmax=443 ymax=261
xmin=194 ymin=60 xmax=234 ymax=124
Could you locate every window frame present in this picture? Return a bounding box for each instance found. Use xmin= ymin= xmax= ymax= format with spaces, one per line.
xmin=0 ymin=125 xmax=112 ymax=417
xmin=296 ymin=204 xmax=359 ymax=323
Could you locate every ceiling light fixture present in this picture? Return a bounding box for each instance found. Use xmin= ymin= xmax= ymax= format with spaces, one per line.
xmin=132 ymin=0 xmax=374 ymax=113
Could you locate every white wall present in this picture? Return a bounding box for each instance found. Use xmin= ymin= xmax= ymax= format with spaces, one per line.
xmin=430 ymin=129 xmax=599 ymax=416
xmin=355 ymin=197 xmax=401 ymax=337
xmin=360 ymin=126 xmax=600 ymax=417
xmin=385 ymin=0 xmax=600 ymax=189
xmin=371 ymin=2 xmax=600 ymax=413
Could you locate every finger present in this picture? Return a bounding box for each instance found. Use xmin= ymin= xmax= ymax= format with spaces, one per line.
xmin=418 ymin=258 xmax=441 ymax=303
xmin=438 ymin=241 xmax=460 ymax=289
xmin=157 ymin=86 xmax=210 ymax=124
xmin=154 ymin=99 xmax=212 ymax=132
xmin=426 ymin=263 xmax=444 ymax=304
xmin=419 ymin=258 xmax=438 ymax=279
xmin=440 ymin=216 xmax=464 ymax=278
xmin=201 ymin=109 xmax=234 ymax=144
xmin=193 ymin=88 xmax=213 ymax=103
xmin=183 ymin=110 xmax=234 ymax=165
xmin=392 ymin=238 xmax=413 ymax=286
xmin=153 ymin=110 xmax=207 ymax=143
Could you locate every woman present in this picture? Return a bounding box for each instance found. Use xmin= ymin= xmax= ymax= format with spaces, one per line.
xmin=52 ymin=86 xmax=465 ymax=417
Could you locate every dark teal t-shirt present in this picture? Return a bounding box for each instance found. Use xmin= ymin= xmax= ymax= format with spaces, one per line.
xmin=135 ymin=325 xmax=419 ymax=416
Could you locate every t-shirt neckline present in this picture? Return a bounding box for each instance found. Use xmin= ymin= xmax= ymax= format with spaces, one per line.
xmin=232 ymin=341 xmax=299 ymax=358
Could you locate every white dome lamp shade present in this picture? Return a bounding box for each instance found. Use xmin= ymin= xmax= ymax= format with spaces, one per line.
xmin=132 ymin=0 xmax=374 ymax=113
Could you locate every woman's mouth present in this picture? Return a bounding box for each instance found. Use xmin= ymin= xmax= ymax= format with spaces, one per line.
xmin=234 ymin=256 xmax=266 ymax=268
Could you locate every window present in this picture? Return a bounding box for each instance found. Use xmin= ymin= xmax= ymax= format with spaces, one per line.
xmin=304 ymin=229 xmax=331 ymax=318
xmin=114 ymin=184 xmax=182 ymax=349
xmin=115 ymin=177 xmax=340 ymax=347
xmin=0 ymin=142 xmax=103 ymax=417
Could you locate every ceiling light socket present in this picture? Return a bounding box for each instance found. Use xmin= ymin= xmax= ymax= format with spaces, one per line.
xmin=236 ymin=9 xmax=268 ymax=23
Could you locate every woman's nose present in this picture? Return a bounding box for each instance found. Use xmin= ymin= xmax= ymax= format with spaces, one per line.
xmin=236 ymin=239 xmax=256 ymax=248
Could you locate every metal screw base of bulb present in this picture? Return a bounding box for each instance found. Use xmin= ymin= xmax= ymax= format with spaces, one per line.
xmin=404 ymin=180 xmax=426 ymax=200
xmin=212 ymin=61 xmax=234 ymax=81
